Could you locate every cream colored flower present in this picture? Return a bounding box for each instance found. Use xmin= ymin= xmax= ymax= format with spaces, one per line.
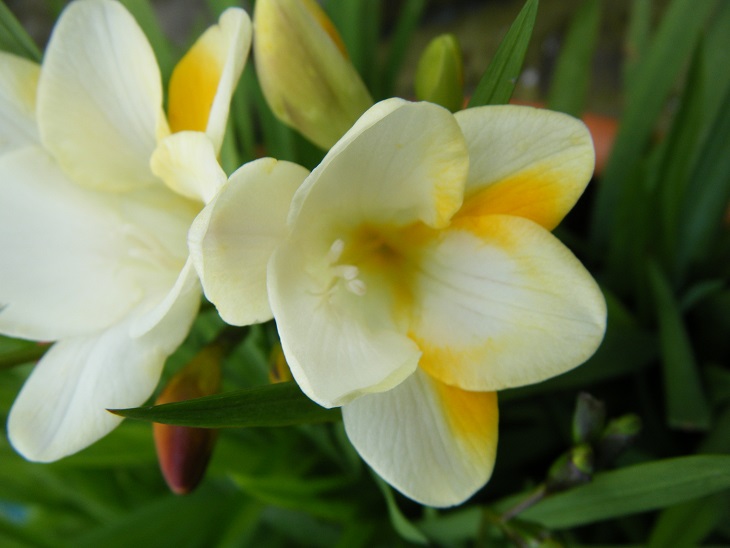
xmin=191 ymin=98 xmax=606 ymax=506
xmin=0 ymin=0 xmax=250 ymax=461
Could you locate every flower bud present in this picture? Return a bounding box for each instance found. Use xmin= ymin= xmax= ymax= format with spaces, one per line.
xmin=546 ymin=444 xmax=593 ymax=493
xmin=254 ymin=0 xmax=373 ymax=149
xmin=572 ymin=392 xmax=606 ymax=445
xmin=154 ymin=346 xmax=222 ymax=495
xmin=415 ymin=34 xmax=464 ymax=112
xmin=598 ymin=413 xmax=642 ymax=467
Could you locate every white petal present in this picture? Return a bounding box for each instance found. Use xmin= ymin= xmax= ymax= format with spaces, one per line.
xmin=454 ymin=105 xmax=594 ymax=230
xmin=167 ymin=8 xmax=251 ymax=152
xmin=0 ymin=148 xmax=144 ymax=340
xmin=268 ymin=237 xmax=421 ymax=408
xmin=37 ymin=0 xmax=167 ymax=192
xmin=288 ymin=99 xmax=468 ymax=235
xmin=129 ymin=258 xmax=200 ymax=339
xmin=0 ymin=52 xmax=40 ymax=154
xmin=410 ymin=215 xmax=607 ymax=391
xmin=7 ymin=288 xmax=198 ymax=463
xmin=189 ymin=158 xmax=309 ymax=326
xmin=343 ymin=369 xmax=498 ymax=507
xmin=150 ymin=131 xmax=227 ymax=203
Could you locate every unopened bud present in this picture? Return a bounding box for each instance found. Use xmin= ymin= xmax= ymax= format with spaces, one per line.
xmin=572 ymin=392 xmax=606 ymax=445
xmin=254 ymin=0 xmax=373 ymax=149
xmin=415 ymin=34 xmax=464 ymax=112
xmin=598 ymin=414 xmax=642 ymax=466
xmin=546 ymin=444 xmax=593 ymax=493
xmin=154 ymin=346 xmax=222 ymax=495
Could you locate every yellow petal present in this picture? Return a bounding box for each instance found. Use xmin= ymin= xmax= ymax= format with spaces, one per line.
xmin=454 ymin=105 xmax=594 ymax=230
xmin=167 ymin=8 xmax=251 ymax=151
xmin=343 ymin=369 xmax=498 ymax=507
xmin=409 ymin=214 xmax=606 ymax=391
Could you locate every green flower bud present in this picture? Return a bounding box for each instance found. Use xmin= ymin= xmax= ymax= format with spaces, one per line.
xmin=598 ymin=413 xmax=642 ymax=466
xmin=546 ymin=444 xmax=594 ymax=493
xmin=415 ymin=34 xmax=464 ymax=112
xmin=572 ymin=392 xmax=606 ymax=445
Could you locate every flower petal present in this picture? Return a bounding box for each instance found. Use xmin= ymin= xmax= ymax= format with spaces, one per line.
xmin=268 ymin=236 xmax=421 ymax=408
xmin=7 ymin=288 xmax=198 ymax=462
xmin=188 ymin=158 xmax=309 ymax=326
xmin=37 ymin=0 xmax=167 ymax=191
xmin=343 ymin=369 xmax=498 ymax=507
xmin=410 ymin=214 xmax=606 ymax=391
xmin=289 ymin=99 xmax=468 ymax=235
xmin=0 ymin=147 xmax=146 ymax=340
xmin=167 ymin=8 xmax=251 ymax=152
xmin=0 ymin=52 xmax=40 ymax=154
xmin=150 ymin=131 xmax=227 ymax=203
xmin=454 ymin=105 xmax=594 ymax=230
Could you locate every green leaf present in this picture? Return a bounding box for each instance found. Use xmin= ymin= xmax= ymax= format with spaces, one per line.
xmin=467 ymin=0 xmax=538 ymax=107
xmin=676 ymin=82 xmax=730 ymax=276
xmin=547 ymin=0 xmax=601 ymax=116
xmin=0 ymin=1 xmax=41 ymax=61
xmin=0 ymin=337 xmax=46 ymax=370
xmin=623 ymin=0 xmax=652 ymax=89
xmin=111 ymin=381 xmax=340 ymax=428
xmin=521 ymin=455 xmax=730 ymax=528
xmin=648 ymin=494 xmax=728 ymax=548
xmin=647 ymin=260 xmax=711 ymax=430
xmin=590 ymin=0 xmax=715 ymax=246
xmin=379 ymin=0 xmax=427 ymax=99
xmin=372 ymin=473 xmax=429 ymax=544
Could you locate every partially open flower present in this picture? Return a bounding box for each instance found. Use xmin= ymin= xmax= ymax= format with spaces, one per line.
xmin=253 ymin=0 xmax=373 ymax=149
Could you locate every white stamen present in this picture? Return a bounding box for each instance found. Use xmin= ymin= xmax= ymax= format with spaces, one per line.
xmin=327 ymin=239 xmax=345 ymax=263
xmin=347 ymin=279 xmax=367 ymax=296
xmin=335 ymin=264 xmax=359 ymax=280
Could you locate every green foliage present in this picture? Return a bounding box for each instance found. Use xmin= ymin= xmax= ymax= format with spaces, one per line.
xmin=2 ymin=0 xmax=730 ymax=545
xmin=112 ymin=382 xmax=339 ymax=428
xmin=468 ymin=0 xmax=538 ymax=107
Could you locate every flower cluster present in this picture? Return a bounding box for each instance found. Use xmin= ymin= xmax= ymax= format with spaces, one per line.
xmin=0 ymin=0 xmax=606 ymax=506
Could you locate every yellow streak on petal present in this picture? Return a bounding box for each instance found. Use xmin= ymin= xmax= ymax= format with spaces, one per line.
xmin=414 ymin=336 xmax=503 ymax=389
xmin=168 ymin=43 xmax=222 ymax=134
xmin=431 ymin=374 xmax=498 ymax=461
xmin=300 ymin=0 xmax=349 ymax=57
xmin=456 ymin=166 xmax=580 ymax=230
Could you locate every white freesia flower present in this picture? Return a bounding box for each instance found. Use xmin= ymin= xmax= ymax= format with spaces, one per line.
xmin=0 ymin=0 xmax=251 ymax=462
xmin=190 ymin=98 xmax=607 ymax=506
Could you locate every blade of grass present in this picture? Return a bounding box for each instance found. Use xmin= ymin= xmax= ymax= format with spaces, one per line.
xmin=647 ymin=260 xmax=711 ymax=431
xmin=467 ymin=0 xmax=538 ymax=107
xmin=111 ymin=381 xmax=340 ymax=428
xmin=547 ymin=0 xmax=601 ymax=116
xmin=590 ymin=0 xmax=715 ymax=247
xmin=379 ymin=0 xmax=427 ymax=99
xmin=0 ymin=1 xmax=42 ymax=61
xmin=521 ymin=455 xmax=730 ymax=528
xmin=623 ymin=0 xmax=652 ymax=90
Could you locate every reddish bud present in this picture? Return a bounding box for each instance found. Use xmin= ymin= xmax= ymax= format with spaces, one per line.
xmin=154 ymin=346 xmax=222 ymax=495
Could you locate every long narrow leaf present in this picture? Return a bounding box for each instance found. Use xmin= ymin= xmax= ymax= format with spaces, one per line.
xmin=590 ymin=0 xmax=715 ymax=246
xmin=647 ymin=260 xmax=711 ymax=430
xmin=111 ymin=381 xmax=339 ymax=428
xmin=547 ymin=0 xmax=601 ymax=116
xmin=0 ymin=1 xmax=41 ymax=61
xmin=467 ymin=0 xmax=538 ymax=107
xmin=521 ymin=455 xmax=730 ymax=528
